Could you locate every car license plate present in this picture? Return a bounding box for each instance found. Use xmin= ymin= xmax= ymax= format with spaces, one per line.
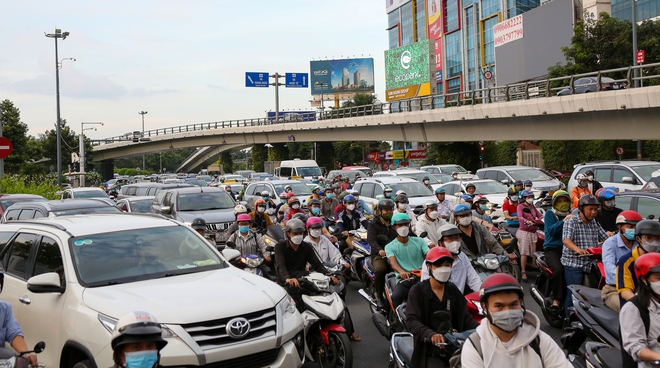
xmin=206 ymin=222 xmax=229 ymax=232
xmin=613 ymin=85 xmax=619 ymax=89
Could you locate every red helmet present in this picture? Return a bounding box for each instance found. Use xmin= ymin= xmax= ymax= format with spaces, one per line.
xmin=425 ymin=247 xmax=454 ymax=264
xmin=288 ymin=196 xmax=300 ymax=205
xmin=479 ymin=273 xmax=523 ymax=303
xmin=306 ymin=216 xmax=324 ymax=229
xmin=634 ymin=253 xmax=660 ymax=280
xmin=616 ymin=210 xmax=643 ymax=226
xmin=285 ymin=192 xmax=296 ymax=199
xmin=236 ymin=213 xmax=252 ymax=223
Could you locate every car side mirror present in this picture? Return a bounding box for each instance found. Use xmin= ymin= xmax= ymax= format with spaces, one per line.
xmin=160 ymin=206 xmax=171 ymax=214
xmin=27 ymin=272 xmax=65 ymax=294
xmin=454 ymin=192 xmax=464 ymax=197
xmin=222 ymin=248 xmax=241 ymax=262
xmin=622 ymin=177 xmax=633 ymax=184
xmin=501 ymin=179 xmax=510 ymax=185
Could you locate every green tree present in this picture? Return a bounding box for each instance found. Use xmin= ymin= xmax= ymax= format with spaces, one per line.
xmin=268 ymin=143 xmax=289 ymax=162
xmin=333 ymin=141 xmax=365 ymax=166
xmin=38 ymin=119 xmax=79 ymax=175
xmin=484 ymin=141 xmax=518 ymax=167
xmin=341 ymin=93 xmax=379 ymax=108
xmin=424 ymin=142 xmax=481 ymax=172
xmin=288 ymin=142 xmax=313 ymax=160
xmin=316 ymin=142 xmax=336 ymax=173
xmin=0 ymin=100 xmax=31 ymax=173
xmin=219 ymin=151 xmax=233 ymax=174
xmin=251 ymin=145 xmax=268 ymax=172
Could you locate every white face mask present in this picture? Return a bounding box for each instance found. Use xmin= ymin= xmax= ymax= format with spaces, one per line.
xmin=396 ymin=226 xmax=410 ymax=237
xmin=398 ymin=203 xmax=407 ymax=211
xmin=526 ymin=198 xmax=534 ymax=205
xmin=292 ymin=204 xmax=300 ymax=209
xmin=445 ymin=241 xmax=461 ymax=254
xmin=257 ymin=207 xmax=265 ymax=213
xmin=458 ymin=217 xmax=472 ymax=227
xmin=290 ymin=235 xmax=304 ymax=245
xmin=431 ymin=266 xmax=452 ymax=283
xmin=490 ymin=308 xmax=524 ymax=333
xmin=310 ymin=229 xmax=322 ymax=238
xmin=428 ymin=211 xmax=439 ymax=220
xmin=642 ymin=240 xmax=660 ymax=253
xmin=346 ymin=204 xmax=356 ymax=211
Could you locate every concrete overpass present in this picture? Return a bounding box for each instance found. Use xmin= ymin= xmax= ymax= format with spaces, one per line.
xmin=92 ymin=66 xmax=660 ymax=175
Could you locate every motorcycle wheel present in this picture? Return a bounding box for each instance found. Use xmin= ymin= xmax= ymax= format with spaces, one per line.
xmin=318 ymin=331 xmax=353 ymax=368
xmin=500 ymin=262 xmax=522 ymax=283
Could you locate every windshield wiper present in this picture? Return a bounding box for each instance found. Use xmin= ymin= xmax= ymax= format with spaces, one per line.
xmin=197 ymin=207 xmax=227 ymax=211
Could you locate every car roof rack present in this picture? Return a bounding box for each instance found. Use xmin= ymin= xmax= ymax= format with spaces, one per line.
xmin=9 ymin=220 xmax=73 ymax=236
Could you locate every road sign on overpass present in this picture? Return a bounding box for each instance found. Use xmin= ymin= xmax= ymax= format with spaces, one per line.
xmin=245 ymin=72 xmax=269 ymax=87
xmin=285 ymin=73 xmax=308 ymax=88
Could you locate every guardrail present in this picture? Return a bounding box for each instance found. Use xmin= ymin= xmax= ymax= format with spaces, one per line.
xmin=97 ymin=63 xmax=660 ymax=144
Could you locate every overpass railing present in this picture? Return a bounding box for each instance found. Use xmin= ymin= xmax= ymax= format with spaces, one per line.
xmin=98 ymin=63 xmax=660 ymax=144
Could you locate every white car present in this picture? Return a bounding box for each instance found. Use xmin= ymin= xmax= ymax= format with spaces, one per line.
xmin=0 ymin=214 xmax=303 ymax=367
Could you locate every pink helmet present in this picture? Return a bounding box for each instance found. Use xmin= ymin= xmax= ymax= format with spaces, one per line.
xmin=306 ymin=216 xmax=324 ymax=229
xmin=236 ymin=213 xmax=252 ymax=223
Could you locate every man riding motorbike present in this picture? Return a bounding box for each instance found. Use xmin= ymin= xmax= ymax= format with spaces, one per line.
xmin=453 ymin=204 xmax=512 ymax=260
xmin=250 ymin=199 xmax=274 ymax=232
xmin=570 ymin=173 xmax=592 ymax=210
xmin=422 ymin=175 xmax=433 ymax=192
xmin=336 ymin=194 xmax=369 ymax=253
xmin=321 ymin=187 xmax=339 ymax=221
xmin=226 ymin=204 xmax=249 ymax=238
xmin=351 ymin=190 xmax=373 ymax=216
xmin=395 ymin=194 xmax=417 ymax=230
xmin=416 ymin=201 xmax=447 ymax=248
xmin=595 ymin=188 xmax=623 ymax=234
xmin=367 ymin=198 xmax=398 ymax=306
xmin=517 ymin=189 xmax=543 ymax=282
xmin=542 ymin=190 xmax=572 ymax=313
xmin=502 ymin=188 xmax=520 ymax=234
xmin=471 ymin=195 xmax=493 ymax=226
xmin=435 ymin=187 xmax=453 ymax=221
xmin=283 ymin=196 xmax=304 ymax=224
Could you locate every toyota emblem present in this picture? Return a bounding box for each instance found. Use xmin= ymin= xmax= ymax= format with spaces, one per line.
xmin=226 ymin=317 xmax=250 ymax=339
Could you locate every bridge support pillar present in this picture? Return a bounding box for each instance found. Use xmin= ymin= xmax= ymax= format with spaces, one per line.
xmin=99 ymin=159 xmax=115 ymax=182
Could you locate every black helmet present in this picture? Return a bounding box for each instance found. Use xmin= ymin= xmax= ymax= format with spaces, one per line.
xmin=636 ymin=220 xmax=660 ymax=237
xmin=514 ymin=180 xmax=523 ymax=187
xmin=191 ymin=218 xmax=206 ymax=230
xmin=292 ymin=213 xmax=309 ymax=224
xmin=423 ymin=176 xmax=430 ymax=181
xmin=308 ymin=198 xmax=321 ymax=207
xmin=377 ymin=198 xmax=395 ymax=211
xmin=578 ymin=194 xmax=599 ymax=208
xmin=465 ymin=183 xmax=476 ymax=190
xmin=507 ymin=187 xmax=518 ymax=197
xmin=395 ymin=194 xmax=408 ymax=203
xmin=285 ymin=218 xmax=306 ymax=233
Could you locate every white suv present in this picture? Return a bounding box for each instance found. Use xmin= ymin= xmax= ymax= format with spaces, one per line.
xmin=567 ymin=160 xmax=660 ymax=193
xmin=0 ymin=214 xmax=303 ymax=367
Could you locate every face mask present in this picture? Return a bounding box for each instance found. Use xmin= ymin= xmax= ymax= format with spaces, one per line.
xmin=525 ymin=186 xmax=532 ymax=191
xmin=239 ymin=225 xmax=250 ymax=234
xmin=428 ymin=211 xmax=438 ymax=220
xmin=262 ymin=197 xmax=269 ymax=201
xmin=382 ymin=212 xmax=393 ymax=222
xmin=510 ymin=196 xmax=519 ymax=202
xmin=311 ymin=207 xmax=320 ymax=215
xmin=624 ymin=228 xmax=636 ymax=241
xmin=579 ymin=181 xmax=588 ymax=188
xmin=431 ymin=266 xmax=452 ymax=283
xmin=384 ymin=193 xmax=392 ymax=198
xmin=587 ymin=176 xmax=594 ymax=181
xmin=281 ymin=199 xmax=286 ymax=204
xmin=555 ymin=202 xmax=570 ymax=213
xmin=398 ymin=203 xmax=407 ymax=210
xmin=458 ymin=217 xmax=472 ymax=227
xmin=290 ymin=235 xmax=304 ymax=245
xmin=124 ymin=350 xmax=158 ymax=368
xmin=445 ymin=241 xmax=461 ymax=254
xmin=490 ymin=309 xmax=524 ymax=333
xmin=424 ymin=180 xmax=429 ymax=184
xmin=650 ymin=281 xmax=660 ymax=295
xmin=292 ymin=204 xmax=300 ymax=210
xmin=480 ymin=204 xmax=488 ymax=211
xmin=326 ymin=193 xmax=333 ymax=199
xmin=257 ymin=207 xmax=265 ymax=213
xmin=526 ymin=198 xmax=534 ymax=205
xmin=310 ymin=229 xmax=322 ymax=238
xmin=346 ymin=204 xmax=356 ymax=211
xmin=603 ymin=200 xmax=615 ymax=209
xmin=642 ymin=239 xmax=660 ymax=253
xmin=396 ymin=226 xmax=410 ymax=237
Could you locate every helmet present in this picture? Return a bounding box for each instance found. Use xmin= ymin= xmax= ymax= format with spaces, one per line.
xmin=465 ymin=183 xmax=476 ymax=191
xmin=377 ymin=198 xmax=395 ymax=211
xmin=191 ymin=218 xmax=206 ymax=230
xmin=255 ymin=199 xmax=267 ymax=210
xmin=425 ymin=247 xmax=454 ymax=264
xmin=514 ymin=180 xmax=523 ymax=187
xmin=473 ymin=195 xmax=488 ymax=203
xmin=338 ymin=191 xmax=349 ymax=202
xmin=435 ymin=187 xmax=446 ymax=194
xmin=576 ymin=173 xmax=588 ymax=181
xmin=423 ymin=201 xmax=438 ymax=211
xmin=395 ymin=194 xmax=409 ymax=203
xmin=454 ymin=204 xmax=472 ymax=217
xmin=279 ymin=192 xmax=288 ymax=199
xmin=395 ymin=190 xmax=407 ymax=196
xmin=260 ymin=190 xmax=270 ymax=197
xmin=597 ymin=189 xmax=616 ymax=203
xmin=324 ymin=186 xmax=334 ymax=193
xmin=507 ymin=188 xmax=518 ymax=197
xmin=521 ymin=189 xmax=534 ymax=198
xmin=616 ymin=210 xmax=643 ymax=226
xmin=552 ymin=190 xmax=570 ymax=203
xmin=306 ymin=217 xmax=324 ymax=229
xmin=236 ymin=213 xmax=252 ymax=222
xmin=350 ymin=190 xmax=359 ymax=196
xmin=288 ymin=196 xmax=300 ymax=205
xmin=437 ymin=223 xmax=462 ymax=240
xmin=461 ymin=195 xmax=473 ymax=202
xmin=310 ymin=185 xmax=319 ymax=193
xmin=636 ymin=220 xmax=660 ymax=237
xmin=285 ymin=185 xmax=292 ymax=191
xmin=578 ymin=194 xmax=600 ymax=208
xmin=308 ymin=198 xmax=321 ymax=207
xmin=423 ymin=176 xmax=430 ymax=181
xmin=523 ymin=180 xmax=533 ymax=187
xmin=634 ymin=253 xmax=660 ymax=280
xmin=479 ymin=274 xmax=524 ymax=303
xmin=292 ymin=213 xmax=308 ymax=223
xmin=391 ymin=212 xmax=411 ymax=226
xmin=285 ymin=218 xmax=306 ymax=233
xmin=233 ymin=204 xmax=248 ymax=216
xmin=111 ymin=311 xmax=167 ymax=365
xmin=343 ymin=195 xmax=356 ymax=203
xmin=286 ymin=192 xmax=296 ymax=199
xmin=384 ymin=187 xmax=393 ymax=193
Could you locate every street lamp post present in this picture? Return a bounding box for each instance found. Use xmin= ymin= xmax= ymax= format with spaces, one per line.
xmin=139 ymin=111 xmax=148 ymax=170
xmin=315 ymin=82 xmax=326 ymax=112
xmin=80 ymin=122 xmax=103 ymax=187
xmin=45 ymin=29 xmax=70 ymax=185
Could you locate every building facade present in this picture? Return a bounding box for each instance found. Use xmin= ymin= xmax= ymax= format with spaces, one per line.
xmin=611 ymin=0 xmax=659 ymax=23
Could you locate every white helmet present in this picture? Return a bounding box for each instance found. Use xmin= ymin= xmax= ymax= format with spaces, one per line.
xmin=111 ymin=311 xmax=167 ymax=366
xmin=395 ymin=190 xmax=407 ymax=196
xmin=233 ymin=204 xmax=248 ymax=216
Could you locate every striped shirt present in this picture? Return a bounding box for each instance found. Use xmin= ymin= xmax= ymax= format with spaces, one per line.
xmin=561 ymin=216 xmax=608 ymax=272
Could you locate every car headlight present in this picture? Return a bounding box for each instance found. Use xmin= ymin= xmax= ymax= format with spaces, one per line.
xmin=279 ymin=295 xmax=297 ymax=318
xmin=484 ymin=257 xmax=500 ymax=270
xmin=98 ymin=314 xmax=178 ymax=338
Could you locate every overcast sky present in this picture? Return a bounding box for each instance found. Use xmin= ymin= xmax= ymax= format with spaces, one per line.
xmin=0 ymin=1 xmax=387 ymax=140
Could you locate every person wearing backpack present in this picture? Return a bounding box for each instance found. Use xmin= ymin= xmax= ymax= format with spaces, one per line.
xmin=460 ymin=273 xmax=571 ymax=368
xmin=620 ymin=252 xmax=660 ymax=367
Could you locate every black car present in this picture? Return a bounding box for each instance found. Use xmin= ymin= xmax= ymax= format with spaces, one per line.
xmin=557 ymin=77 xmax=626 ymax=96
xmin=1 ymin=199 xmax=121 ymax=222
xmin=616 ymin=189 xmax=660 ymax=219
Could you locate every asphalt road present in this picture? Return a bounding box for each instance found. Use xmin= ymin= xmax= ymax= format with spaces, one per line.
xmin=303 ymin=269 xmax=565 ymax=367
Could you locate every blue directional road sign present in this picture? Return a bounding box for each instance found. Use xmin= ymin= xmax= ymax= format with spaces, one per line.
xmin=245 ymin=72 xmax=269 ymax=88
xmin=285 ymin=73 xmax=308 ymax=88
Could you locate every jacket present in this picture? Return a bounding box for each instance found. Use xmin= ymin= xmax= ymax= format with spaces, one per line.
xmin=570 ymin=186 xmax=591 ymax=209
xmin=367 ymin=216 xmax=398 ymax=256
xmin=336 ymin=209 xmax=369 ymax=233
xmin=420 ymin=251 xmax=482 ymax=294
xmin=249 ymin=211 xmax=274 ymax=231
xmin=226 ymin=230 xmax=269 ymax=257
xmin=415 ymin=214 xmax=446 ymax=246
xmin=543 ymin=210 xmax=565 ymax=249
xmin=406 ymin=280 xmax=479 ymax=368
xmin=459 ymin=221 xmax=506 ymax=258
xmin=517 ymin=203 xmax=542 ymax=233
xmin=461 ymin=311 xmax=571 ymax=368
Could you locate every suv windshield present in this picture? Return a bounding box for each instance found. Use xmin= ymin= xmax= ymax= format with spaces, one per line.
xmin=273 ymin=183 xmax=312 ymax=196
xmin=177 ymin=192 xmax=235 ymax=211
xmin=439 ymin=165 xmax=469 ymax=174
xmin=389 ymin=182 xmax=434 ymax=198
xmin=297 ymin=167 xmax=322 ymax=177
xmin=471 ymin=181 xmax=509 ymax=194
xmin=73 ymin=190 xmax=108 ymax=199
xmin=630 ymin=164 xmax=660 ymax=181
xmin=508 ymin=168 xmax=554 ymax=181
xmin=70 ymin=226 xmax=225 ymax=287
xmin=52 ymin=206 xmax=121 ymax=216
xmin=398 ymin=172 xmax=440 ymax=184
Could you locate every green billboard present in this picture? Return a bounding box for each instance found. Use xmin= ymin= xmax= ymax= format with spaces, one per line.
xmin=384 ymin=40 xmax=433 ymax=101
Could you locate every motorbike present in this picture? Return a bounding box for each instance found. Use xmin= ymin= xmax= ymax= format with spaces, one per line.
xmin=298 ymin=272 xmax=354 ymax=368
xmin=471 ymin=253 xmax=522 ymax=282
xmin=0 ymin=341 xmax=45 ymax=368
xmin=225 ymin=241 xmax=275 ymax=280
xmin=345 ymin=229 xmax=372 ymax=284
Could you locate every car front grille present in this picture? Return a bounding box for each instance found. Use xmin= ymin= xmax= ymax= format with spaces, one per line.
xmin=206 ymin=222 xmax=230 ymax=232
xmin=181 ymin=308 xmax=277 ymax=350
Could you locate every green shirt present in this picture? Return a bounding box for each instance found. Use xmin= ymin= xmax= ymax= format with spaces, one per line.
xmin=385 ymin=237 xmax=429 ymax=277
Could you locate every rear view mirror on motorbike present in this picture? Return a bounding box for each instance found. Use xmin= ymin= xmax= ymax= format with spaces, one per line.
xmin=377 ymin=234 xmax=390 ymax=246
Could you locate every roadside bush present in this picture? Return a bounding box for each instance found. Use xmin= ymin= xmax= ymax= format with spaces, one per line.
xmin=0 ymin=174 xmax=60 ymax=199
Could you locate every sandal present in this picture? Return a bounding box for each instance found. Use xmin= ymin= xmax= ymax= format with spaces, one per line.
xmin=521 ymin=272 xmax=528 ymax=282
xmin=350 ymin=333 xmax=362 ymax=341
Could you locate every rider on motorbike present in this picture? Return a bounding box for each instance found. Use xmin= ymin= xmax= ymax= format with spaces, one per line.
xmin=275 ymin=192 xmax=288 ymax=222
xmin=542 ymin=190 xmax=572 ymax=314
xmin=416 ymin=201 xmax=447 ymax=247
xmin=0 ymin=271 xmax=38 ymax=366
xmin=367 ymin=198 xmax=398 ymax=306
xmin=617 ymin=219 xmax=660 ymax=308
xmin=226 ymin=213 xmax=272 ymax=262
xmin=383 ymin=186 xmax=394 ymax=199
xmin=435 ymin=187 xmax=453 ymax=221
xmin=465 ymin=183 xmax=476 ymax=196
xmin=517 ymin=189 xmax=543 ymax=282
xmin=226 ymin=204 xmax=249 ymax=238
xmin=395 ymin=194 xmax=417 ymax=230
xmin=350 ymin=190 xmax=373 ymax=216
xmin=570 ymin=173 xmax=592 ymax=210
xmin=502 ymin=188 xmax=520 ymax=232
xmin=283 ymin=196 xmax=304 ymax=224
xmin=422 ymin=176 xmax=433 ymax=192
xmin=259 ymin=190 xmax=276 ymax=209
xmin=307 ymin=198 xmax=335 ymax=239
xmin=321 ymin=187 xmax=339 ymax=221
xmin=453 ymin=204 xmax=511 ymax=260
xmin=250 ymin=199 xmax=274 ymax=232
xmin=471 ymin=195 xmax=493 ymax=226
xmin=513 ymin=180 xmax=524 ymax=197
xmin=406 ymin=247 xmax=479 ymax=368
xmin=595 ymin=188 xmax=623 ymax=234
xmin=111 ymin=311 xmax=168 ymax=368
xmin=336 ymin=195 xmax=369 ymax=253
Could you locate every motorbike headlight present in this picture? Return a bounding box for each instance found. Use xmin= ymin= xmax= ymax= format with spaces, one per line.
xmin=313 ymin=279 xmax=330 ymax=292
xmin=484 ymin=257 xmax=500 ymax=270
xmin=264 ymin=237 xmax=274 ymax=245
xmin=359 ymin=231 xmax=368 ymax=239
xmin=278 ymin=295 xmax=297 ymax=318
xmin=246 ymin=257 xmax=262 ymax=268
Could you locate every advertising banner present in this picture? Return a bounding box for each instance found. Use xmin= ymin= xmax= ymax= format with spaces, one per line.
xmin=435 ymin=38 xmax=443 ymax=83
xmin=376 ymin=150 xmax=427 ymax=161
xmin=310 ymin=58 xmax=375 ymax=99
xmin=494 ymin=15 xmax=523 ymax=47
xmin=385 ymin=40 xmax=433 ymax=101
xmin=428 ymin=0 xmax=442 ymax=40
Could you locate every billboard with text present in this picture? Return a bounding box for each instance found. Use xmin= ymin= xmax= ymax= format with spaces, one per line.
xmin=384 ymin=40 xmax=434 ymax=101
xmin=310 ymin=58 xmax=375 ymax=100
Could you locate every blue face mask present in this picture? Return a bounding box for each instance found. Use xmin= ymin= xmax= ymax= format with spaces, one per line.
xmin=326 ymin=193 xmax=333 ymax=199
xmin=384 ymin=193 xmax=392 ymax=198
xmin=262 ymin=197 xmax=269 ymax=201
xmin=311 ymin=207 xmax=320 ymax=215
xmin=125 ymin=350 xmax=158 ymax=368
xmin=239 ymin=225 xmax=250 ymax=234
xmin=281 ymin=199 xmax=286 ymax=204
xmin=480 ymin=204 xmax=488 ymax=211
xmin=624 ymin=228 xmax=636 ymax=241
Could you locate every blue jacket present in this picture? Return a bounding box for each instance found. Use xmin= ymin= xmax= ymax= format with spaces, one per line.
xmin=543 ymin=210 xmax=565 ymax=249
xmin=357 ymin=199 xmax=373 ymax=216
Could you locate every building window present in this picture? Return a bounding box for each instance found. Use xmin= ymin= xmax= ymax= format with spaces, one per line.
xmin=445 ymin=31 xmax=462 ymax=78
xmin=447 ymin=77 xmax=462 ymax=93
xmin=444 ymin=0 xmax=460 ymax=33
xmin=388 ymin=26 xmax=400 ymax=49
xmin=465 ymin=5 xmax=477 ymax=90
xmin=415 ymin=0 xmax=427 ymax=41
xmin=401 ymin=2 xmax=414 ymax=46
xmin=481 ymin=16 xmax=499 ymax=67
xmin=481 ymin=0 xmax=500 ymax=17
xmin=388 ymin=9 xmax=401 ymax=49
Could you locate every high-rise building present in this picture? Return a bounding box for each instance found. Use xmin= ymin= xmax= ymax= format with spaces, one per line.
xmin=342 ymin=68 xmax=350 ymax=87
xmin=611 ymin=0 xmax=659 ymax=22
xmin=353 ymin=71 xmax=361 ymax=87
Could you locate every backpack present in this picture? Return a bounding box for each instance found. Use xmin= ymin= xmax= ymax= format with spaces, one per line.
xmin=621 ymin=296 xmax=650 ymax=368
xmin=448 ymin=331 xmax=543 ymax=368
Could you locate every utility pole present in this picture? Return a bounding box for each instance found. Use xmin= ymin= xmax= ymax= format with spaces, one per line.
xmin=269 ymin=73 xmax=284 ymax=122
xmin=45 ymin=29 xmax=70 ymax=185
xmin=80 ymin=122 xmax=103 ymax=186
xmin=139 ymin=111 xmax=148 ymax=170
